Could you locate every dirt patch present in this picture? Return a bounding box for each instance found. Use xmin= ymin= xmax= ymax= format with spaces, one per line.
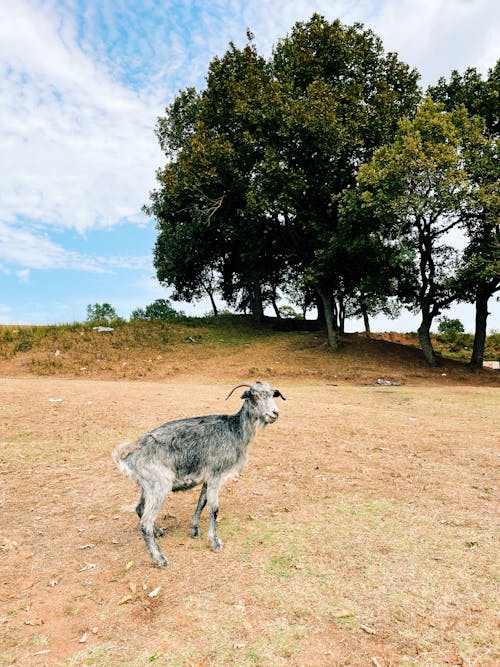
xmin=0 ymin=338 xmax=498 ymax=665
xmin=0 ymin=375 xmax=500 ymax=666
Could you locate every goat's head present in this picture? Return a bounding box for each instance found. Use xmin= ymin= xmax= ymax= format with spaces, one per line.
xmin=226 ymin=381 xmax=286 ymax=424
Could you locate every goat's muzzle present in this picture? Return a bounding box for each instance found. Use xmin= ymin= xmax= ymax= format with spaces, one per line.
xmin=266 ymin=409 xmax=280 ymax=423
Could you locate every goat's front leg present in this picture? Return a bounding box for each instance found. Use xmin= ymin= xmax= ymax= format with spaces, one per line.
xmin=207 ymin=481 xmax=223 ymax=551
xmin=190 ymin=482 xmax=207 ymax=538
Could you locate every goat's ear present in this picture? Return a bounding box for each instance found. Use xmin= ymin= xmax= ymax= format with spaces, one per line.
xmin=273 ymin=389 xmax=286 ymax=400
xmin=241 ymin=390 xmax=251 ymax=400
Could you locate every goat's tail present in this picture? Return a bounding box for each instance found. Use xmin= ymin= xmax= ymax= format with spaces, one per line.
xmin=112 ymin=439 xmax=139 ymax=477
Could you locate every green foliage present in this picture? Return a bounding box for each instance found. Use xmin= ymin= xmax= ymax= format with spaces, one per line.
xmin=130 ymin=307 xmax=146 ymax=320
xmin=146 ymin=14 xmax=420 ymax=330
xmin=86 ymin=303 xmax=119 ymax=324
xmin=278 ymin=305 xmax=302 ymax=319
xmin=144 ymin=15 xmax=496 ymax=360
xmin=355 ymin=97 xmax=488 ymax=363
xmin=438 ymin=317 xmax=465 ymax=336
xmin=130 ymin=299 xmax=184 ymax=321
xmin=436 ymin=317 xmax=467 ymax=352
xmin=428 ymin=63 xmax=499 ymax=367
xmin=487 ymin=330 xmax=500 ymax=348
xmin=428 ymin=61 xmax=499 ymax=139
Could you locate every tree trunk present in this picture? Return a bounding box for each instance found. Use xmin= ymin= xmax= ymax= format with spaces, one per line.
xmin=361 ymin=303 xmax=371 ymax=334
xmin=338 ymin=297 xmax=345 ymax=335
xmin=203 ymin=285 xmax=218 ymax=317
xmin=319 ymin=290 xmax=339 ymax=348
xmin=209 ymin=293 xmax=218 ymax=317
xmin=271 ymin=288 xmax=281 ymax=318
xmin=316 ymin=295 xmax=326 ymax=324
xmin=417 ymin=316 xmax=438 ymax=366
xmin=469 ymin=288 xmax=489 ymax=368
xmin=250 ymin=281 xmax=264 ymax=321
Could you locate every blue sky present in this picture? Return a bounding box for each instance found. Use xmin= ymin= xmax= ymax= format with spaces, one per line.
xmin=1 ymin=0 xmax=499 ymax=331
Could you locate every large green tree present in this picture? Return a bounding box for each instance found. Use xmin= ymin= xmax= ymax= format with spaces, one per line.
xmin=148 ymin=38 xmax=289 ymax=319
xmin=147 ymin=17 xmax=420 ymax=334
xmin=253 ymin=15 xmax=420 ymax=344
xmin=355 ymin=98 xmax=487 ymax=365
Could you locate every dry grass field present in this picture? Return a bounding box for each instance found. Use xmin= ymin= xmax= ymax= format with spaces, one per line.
xmin=0 ymin=321 xmax=498 ymax=666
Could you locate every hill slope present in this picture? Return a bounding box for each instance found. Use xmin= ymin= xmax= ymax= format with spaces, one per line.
xmin=0 ymin=317 xmax=498 ymax=386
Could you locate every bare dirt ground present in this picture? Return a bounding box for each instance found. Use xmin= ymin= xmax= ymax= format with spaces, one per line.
xmin=0 ymin=337 xmax=499 ymax=666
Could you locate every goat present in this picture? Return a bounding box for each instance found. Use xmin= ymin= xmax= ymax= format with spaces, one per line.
xmin=113 ymin=381 xmax=285 ymax=567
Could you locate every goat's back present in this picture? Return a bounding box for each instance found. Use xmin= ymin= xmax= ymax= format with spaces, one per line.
xmin=114 ymin=413 xmax=249 ymax=483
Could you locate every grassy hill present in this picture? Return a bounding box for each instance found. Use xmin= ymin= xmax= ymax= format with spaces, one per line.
xmin=0 ymin=316 xmax=498 ymax=385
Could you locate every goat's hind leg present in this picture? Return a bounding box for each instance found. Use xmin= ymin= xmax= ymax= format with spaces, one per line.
xmin=139 ymin=479 xmax=171 ymax=567
xmin=136 ymin=488 xmax=164 ymax=537
xmin=190 ymin=482 xmax=207 ymax=538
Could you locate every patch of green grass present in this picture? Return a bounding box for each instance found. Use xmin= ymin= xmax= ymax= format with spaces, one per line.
xmin=242 ymin=525 xmax=278 ymax=558
xmin=28 ymin=632 xmax=50 ymax=646
xmin=329 ymin=612 xmax=358 ymax=630
xmin=244 ymin=622 xmax=303 ymax=663
xmin=29 ymin=358 xmax=64 ymax=375
xmin=63 ymin=607 xmax=80 ymax=617
xmin=62 ymin=643 xmax=121 ymax=667
xmin=267 ymin=549 xmax=305 ymax=579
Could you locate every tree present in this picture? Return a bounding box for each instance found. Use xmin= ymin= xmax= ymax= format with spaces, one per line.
xmin=454 ymin=213 xmax=499 ymax=367
xmin=147 ymin=17 xmax=420 ymax=335
xmin=131 ymin=299 xmax=184 ymax=321
xmin=148 ymin=37 xmax=288 ymax=320
xmin=429 ymin=62 xmax=500 ymax=367
xmin=86 ymin=303 xmax=118 ymax=324
xmin=260 ymin=15 xmax=420 ymax=345
xmin=437 ymin=317 xmax=465 ymax=335
xmin=429 ymin=62 xmax=499 ymax=139
xmin=355 ymin=98 xmax=486 ymax=365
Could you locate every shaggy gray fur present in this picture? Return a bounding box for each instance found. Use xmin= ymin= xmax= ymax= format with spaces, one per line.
xmin=113 ymin=381 xmax=285 ymax=567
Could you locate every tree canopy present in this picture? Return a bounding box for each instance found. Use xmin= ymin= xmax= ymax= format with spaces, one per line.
xmin=353 ymin=97 xmax=488 ymax=365
xmin=145 ymin=15 xmax=498 ymax=364
xmin=428 ymin=62 xmax=500 ymax=366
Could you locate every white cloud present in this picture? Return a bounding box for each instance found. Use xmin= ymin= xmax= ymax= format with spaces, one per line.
xmin=0 ymin=221 xmax=148 ymax=272
xmin=236 ymin=0 xmax=499 ymax=88
xmin=0 ymin=0 xmax=162 ymax=240
xmin=16 ymin=269 xmax=31 ymax=283
xmin=369 ymin=0 xmax=500 ymax=86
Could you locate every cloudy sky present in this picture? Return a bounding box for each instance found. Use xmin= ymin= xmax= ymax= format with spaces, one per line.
xmin=1 ymin=0 xmax=499 ymax=331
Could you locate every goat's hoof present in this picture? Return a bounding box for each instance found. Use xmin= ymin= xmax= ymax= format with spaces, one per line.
xmin=154 ymin=525 xmax=165 ymax=538
xmin=210 ymin=538 xmax=224 ymax=552
xmin=190 ymin=526 xmax=201 ymax=538
xmin=154 ymin=554 xmax=169 ymax=568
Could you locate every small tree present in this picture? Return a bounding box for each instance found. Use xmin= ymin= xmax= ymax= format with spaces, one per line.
xmin=437 ymin=317 xmax=465 ymax=336
xmin=131 ymin=299 xmax=184 ymax=321
xmin=130 ymin=307 xmax=147 ymax=320
xmin=86 ymin=303 xmax=118 ymax=324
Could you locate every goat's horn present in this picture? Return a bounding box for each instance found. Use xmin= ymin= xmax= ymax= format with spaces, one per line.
xmin=225 ymin=384 xmax=252 ymax=400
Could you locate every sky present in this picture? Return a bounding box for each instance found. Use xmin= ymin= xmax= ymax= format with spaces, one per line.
xmin=1 ymin=0 xmax=499 ymax=332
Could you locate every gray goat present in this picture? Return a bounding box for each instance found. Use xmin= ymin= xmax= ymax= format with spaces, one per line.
xmin=113 ymin=381 xmax=285 ymax=567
